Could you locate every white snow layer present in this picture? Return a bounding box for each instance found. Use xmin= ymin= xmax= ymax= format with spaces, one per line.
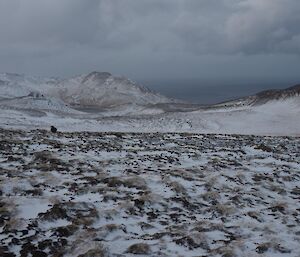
xmin=0 ymin=97 xmax=299 ymax=136
xmin=0 ymin=72 xmax=299 ymax=136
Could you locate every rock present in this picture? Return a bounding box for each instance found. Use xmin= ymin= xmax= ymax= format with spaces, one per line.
xmin=78 ymin=247 xmax=107 ymax=257
xmin=254 ymin=143 xmax=272 ymax=152
xmin=126 ymin=243 xmax=151 ymax=254
xmin=31 ymin=250 xmax=48 ymax=257
xmin=0 ymin=246 xmax=16 ymax=257
xmin=256 ymin=243 xmax=271 ymax=254
xmin=54 ymin=225 xmax=78 ymax=237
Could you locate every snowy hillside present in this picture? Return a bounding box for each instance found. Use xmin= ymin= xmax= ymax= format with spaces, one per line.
xmin=214 ymin=84 xmax=300 ymax=108
xmin=0 ymin=73 xmax=58 ymax=99
xmin=0 ymin=72 xmax=174 ymax=108
xmin=48 ymin=72 xmax=173 ymax=107
xmin=0 ymin=95 xmax=79 ymax=114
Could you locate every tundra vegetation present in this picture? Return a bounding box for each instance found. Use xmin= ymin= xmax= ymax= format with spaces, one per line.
xmin=0 ymin=129 xmax=299 ymax=256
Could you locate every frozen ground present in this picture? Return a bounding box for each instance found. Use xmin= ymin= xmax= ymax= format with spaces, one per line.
xmin=0 ymin=96 xmax=299 ymax=136
xmin=0 ymin=128 xmax=299 ymax=257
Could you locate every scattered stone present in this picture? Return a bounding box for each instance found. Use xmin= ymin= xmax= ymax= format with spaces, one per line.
xmin=78 ymin=246 xmax=107 ymax=257
xmin=256 ymin=243 xmax=271 ymax=254
xmin=254 ymin=143 xmax=273 ymax=152
xmin=126 ymin=243 xmax=151 ymax=254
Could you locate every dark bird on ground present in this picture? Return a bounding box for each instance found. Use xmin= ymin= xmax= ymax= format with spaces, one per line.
xmin=51 ymin=126 xmax=57 ymax=133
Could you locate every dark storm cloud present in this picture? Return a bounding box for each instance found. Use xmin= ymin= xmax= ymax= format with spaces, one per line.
xmin=0 ymin=1 xmax=99 ymax=50
xmin=0 ymin=0 xmax=300 ymax=77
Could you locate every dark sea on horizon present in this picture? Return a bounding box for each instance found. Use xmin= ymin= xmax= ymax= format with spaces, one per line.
xmin=137 ymin=78 xmax=300 ymax=105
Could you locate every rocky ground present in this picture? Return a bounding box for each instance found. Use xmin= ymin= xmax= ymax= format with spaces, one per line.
xmin=0 ymin=128 xmax=299 ymax=257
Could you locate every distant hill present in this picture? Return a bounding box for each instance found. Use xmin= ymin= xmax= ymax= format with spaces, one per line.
xmin=0 ymin=72 xmax=174 ymax=110
xmin=47 ymin=71 xmax=174 ymax=108
xmin=214 ymin=84 xmax=300 ymax=108
xmin=250 ymin=84 xmax=300 ymax=105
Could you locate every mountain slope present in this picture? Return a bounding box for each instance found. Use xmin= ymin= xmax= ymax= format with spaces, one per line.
xmin=0 ymin=72 xmax=174 ymax=109
xmin=0 ymin=95 xmax=78 ymax=114
xmin=0 ymin=73 xmax=58 ymax=99
xmin=213 ymin=84 xmax=300 ymax=108
xmin=249 ymin=84 xmax=300 ymax=105
xmin=50 ymin=72 xmax=173 ymax=107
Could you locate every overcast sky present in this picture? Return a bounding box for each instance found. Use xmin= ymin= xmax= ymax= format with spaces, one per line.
xmin=0 ymin=0 xmax=300 ymax=81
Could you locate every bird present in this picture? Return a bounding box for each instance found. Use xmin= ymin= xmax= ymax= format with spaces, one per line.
xmin=51 ymin=126 xmax=57 ymax=133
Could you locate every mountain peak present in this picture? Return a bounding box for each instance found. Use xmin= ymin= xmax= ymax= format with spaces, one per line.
xmin=82 ymin=71 xmax=112 ymax=84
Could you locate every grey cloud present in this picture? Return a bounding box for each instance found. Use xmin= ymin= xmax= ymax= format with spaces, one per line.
xmin=0 ymin=0 xmax=100 ymax=52
xmin=1 ymin=0 xmax=300 ymax=55
xmin=96 ymin=0 xmax=300 ymax=54
xmin=0 ymin=0 xmax=300 ymax=78
xmin=224 ymin=0 xmax=300 ymax=54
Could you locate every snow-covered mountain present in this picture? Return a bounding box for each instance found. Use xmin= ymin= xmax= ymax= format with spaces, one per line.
xmin=0 ymin=72 xmax=173 ymax=108
xmin=49 ymin=72 xmax=173 ymax=107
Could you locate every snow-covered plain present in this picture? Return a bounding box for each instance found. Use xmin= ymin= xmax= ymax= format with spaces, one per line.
xmin=0 ymin=97 xmax=299 ymax=136
xmin=0 ymin=129 xmax=300 ymax=257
